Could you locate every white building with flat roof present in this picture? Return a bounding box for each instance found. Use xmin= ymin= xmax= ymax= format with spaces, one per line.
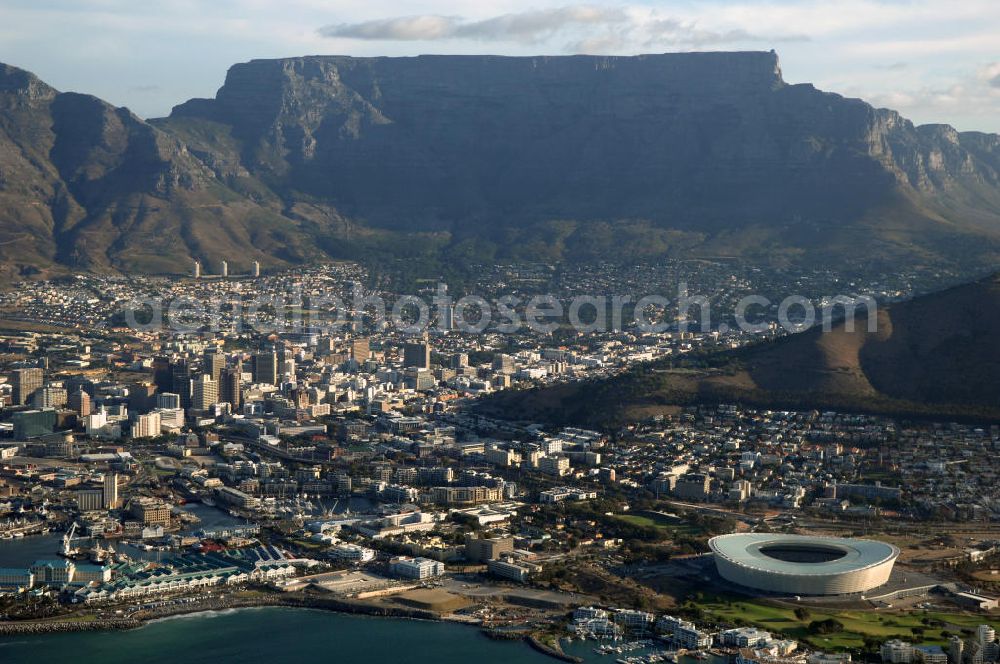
xmin=389 ymin=556 xmax=444 ymax=580
xmin=330 ymin=544 xmax=375 ymax=563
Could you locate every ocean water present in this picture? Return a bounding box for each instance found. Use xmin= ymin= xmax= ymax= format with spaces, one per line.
xmin=0 ymin=607 xmax=558 ymax=664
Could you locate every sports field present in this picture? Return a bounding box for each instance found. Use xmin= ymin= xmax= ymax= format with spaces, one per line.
xmin=693 ymin=592 xmax=1000 ymax=650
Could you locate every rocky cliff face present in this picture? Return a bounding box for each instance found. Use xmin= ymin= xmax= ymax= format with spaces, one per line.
xmin=162 ymin=52 xmax=1000 ymax=264
xmin=2 ymin=52 xmax=1000 ymax=275
xmin=0 ymin=64 xmax=330 ymax=276
xmin=169 ymin=53 xmax=812 ymax=231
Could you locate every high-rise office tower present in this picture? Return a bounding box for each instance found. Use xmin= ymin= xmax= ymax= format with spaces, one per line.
xmin=280 ymin=359 xmax=296 ymax=383
xmin=492 ymin=354 xmax=516 ymax=374
xmin=156 ymin=392 xmax=181 ymax=409
xmin=32 ymin=386 xmax=67 ymax=409
xmin=11 ymin=367 xmax=43 ymax=405
xmin=203 ymin=349 xmax=225 ymax=383
xmin=191 ymin=373 xmax=218 ymax=411
xmin=68 ymin=388 xmax=92 ymax=416
xmin=403 ymin=341 xmax=431 ymax=369
xmin=152 ymin=355 xmax=172 ymax=393
xmin=103 ymin=472 xmax=120 ymax=509
xmin=131 ymin=412 xmax=161 ymax=439
xmin=275 ymin=344 xmax=290 ymax=365
xmin=316 ymin=337 xmax=336 ymax=355
xmin=127 ymin=382 xmax=157 ymax=412
xmin=253 ymin=351 xmax=278 ymax=385
xmin=440 ymin=304 xmax=454 ymax=331
xmin=352 ymin=338 xmax=371 ymax=364
xmin=219 ymin=367 xmax=242 ymax=410
xmin=170 ymin=358 xmax=192 ymax=409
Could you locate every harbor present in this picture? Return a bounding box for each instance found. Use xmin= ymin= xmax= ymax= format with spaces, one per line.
xmin=564 ymin=635 xmax=728 ymax=664
xmin=0 ymin=502 xmax=248 ymax=568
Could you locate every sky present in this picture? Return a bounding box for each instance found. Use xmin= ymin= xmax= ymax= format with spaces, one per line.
xmin=1 ymin=0 xmax=999 ymax=131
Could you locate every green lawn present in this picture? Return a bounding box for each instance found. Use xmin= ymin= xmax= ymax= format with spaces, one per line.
xmin=693 ymin=592 xmax=1000 ymax=650
xmin=615 ymin=512 xmax=701 ymax=536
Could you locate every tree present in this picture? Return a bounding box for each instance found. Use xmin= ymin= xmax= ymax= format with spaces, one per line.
xmin=808 ymin=618 xmax=845 ymax=635
xmin=794 ymin=607 xmax=812 ymax=621
xmin=862 ymin=636 xmax=882 ymax=653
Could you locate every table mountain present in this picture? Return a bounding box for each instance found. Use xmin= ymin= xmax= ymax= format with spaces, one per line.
xmin=3 ymin=52 xmax=1000 ymax=275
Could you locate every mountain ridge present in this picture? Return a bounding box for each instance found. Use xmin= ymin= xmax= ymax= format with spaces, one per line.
xmin=2 ymin=52 xmax=1000 ymax=276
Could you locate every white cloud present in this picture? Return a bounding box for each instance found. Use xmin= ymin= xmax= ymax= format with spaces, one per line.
xmin=319 ymin=6 xmax=807 ymax=48
xmin=854 ymin=62 xmax=1000 ymax=130
xmin=320 ymin=7 xmax=634 ymax=44
xmin=979 ymin=63 xmax=1000 ymax=89
xmin=320 ymin=15 xmax=462 ymax=41
xmin=457 ymin=6 xmax=629 ymax=43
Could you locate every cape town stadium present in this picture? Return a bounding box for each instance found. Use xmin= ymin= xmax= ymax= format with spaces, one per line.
xmin=709 ymin=533 xmax=900 ymax=595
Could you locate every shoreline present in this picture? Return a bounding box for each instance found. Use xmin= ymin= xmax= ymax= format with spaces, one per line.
xmin=0 ymin=593 xmax=436 ymax=636
xmin=0 ymin=592 xmax=579 ymax=662
xmin=527 ymin=634 xmax=585 ymax=664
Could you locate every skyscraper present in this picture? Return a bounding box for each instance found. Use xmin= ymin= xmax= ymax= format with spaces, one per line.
xmin=68 ymin=388 xmax=92 ymax=417
xmin=156 ymin=392 xmax=181 ymax=409
xmin=203 ymin=349 xmax=225 ymax=383
xmin=492 ymin=354 xmax=515 ymax=374
xmin=280 ymin=359 xmax=296 ymax=384
xmin=11 ymin=367 xmax=43 ymax=406
xmin=170 ymin=358 xmax=192 ymax=409
xmin=220 ymin=367 xmax=242 ymax=410
xmin=32 ymin=386 xmax=67 ymax=408
xmin=131 ymin=412 xmax=161 ymax=439
xmin=152 ymin=355 xmax=172 ymax=393
xmin=403 ymin=341 xmax=431 ymax=369
xmin=253 ymin=351 xmax=278 ymax=385
xmin=440 ymin=304 xmax=454 ymax=331
xmin=275 ymin=344 xmax=290 ymax=366
xmin=103 ymin=472 xmax=120 ymax=509
xmin=352 ymin=338 xmax=371 ymax=364
xmin=191 ymin=373 xmax=218 ymax=411
xmin=127 ymin=382 xmax=156 ymax=412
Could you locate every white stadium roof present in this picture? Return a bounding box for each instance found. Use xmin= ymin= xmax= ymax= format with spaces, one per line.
xmin=709 ymin=533 xmax=900 ymax=595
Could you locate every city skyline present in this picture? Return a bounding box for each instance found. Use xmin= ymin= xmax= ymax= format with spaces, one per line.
xmin=2 ymin=3 xmax=1000 ymax=659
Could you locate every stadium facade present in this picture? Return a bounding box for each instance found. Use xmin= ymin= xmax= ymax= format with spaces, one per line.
xmin=709 ymin=533 xmax=899 ymax=595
